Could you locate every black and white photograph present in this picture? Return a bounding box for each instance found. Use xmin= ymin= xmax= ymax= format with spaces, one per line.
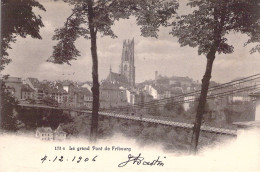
xmin=0 ymin=0 xmax=260 ymax=171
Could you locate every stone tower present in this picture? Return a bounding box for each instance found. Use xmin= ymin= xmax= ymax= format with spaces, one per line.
xmin=120 ymin=38 xmax=135 ymax=87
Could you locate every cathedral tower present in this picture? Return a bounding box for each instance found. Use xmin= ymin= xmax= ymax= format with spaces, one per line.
xmin=120 ymin=38 xmax=135 ymax=87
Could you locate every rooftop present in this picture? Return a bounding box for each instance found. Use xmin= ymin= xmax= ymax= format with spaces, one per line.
xmin=21 ymin=84 xmax=34 ymax=92
xmin=36 ymin=127 xmax=53 ymax=133
xmin=74 ymin=87 xmax=92 ymax=96
xmin=100 ymin=81 xmax=121 ymax=90
xmin=3 ymin=76 xmax=22 ymax=83
xmin=27 ymin=77 xmax=41 ymax=88
xmin=107 ymin=71 xmax=128 ymax=84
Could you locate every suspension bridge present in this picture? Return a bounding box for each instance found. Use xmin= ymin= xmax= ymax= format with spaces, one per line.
xmin=18 ymin=103 xmax=237 ymax=136
xmin=18 ymin=74 xmax=260 ymax=137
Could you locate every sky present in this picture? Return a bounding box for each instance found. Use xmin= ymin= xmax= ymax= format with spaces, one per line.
xmin=2 ymin=0 xmax=260 ymax=83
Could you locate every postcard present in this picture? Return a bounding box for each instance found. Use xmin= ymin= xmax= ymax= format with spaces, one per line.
xmin=1 ymin=0 xmax=260 ymax=171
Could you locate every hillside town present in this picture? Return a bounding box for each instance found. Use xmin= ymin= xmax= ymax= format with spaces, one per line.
xmin=1 ymin=39 xmax=199 ymax=108
xmin=2 ymin=39 xmax=259 ymax=126
xmin=1 ymin=2 xmax=260 ymax=169
xmin=2 ymin=39 xmax=259 ymax=110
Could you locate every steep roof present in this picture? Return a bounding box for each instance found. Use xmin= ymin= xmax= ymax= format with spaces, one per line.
xmin=3 ymin=77 xmax=22 ymax=83
xmin=55 ymin=82 xmax=65 ymax=90
xmin=81 ymin=81 xmax=92 ymax=86
xmin=62 ymin=80 xmax=74 ymax=86
xmin=156 ymin=75 xmax=170 ymax=84
xmin=170 ymin=76 xmax=193 ymax=82
xmin=21 ymin=84 xmax=34 ymax=92
xmin=54 ymin=125 xmax=67 ymax=134
xmin=27 ymin=77 xmax=41 ymax=88
xmin=36 ymin=127 xmax=52 ymax=133
xmin=38 ymin=83 xmax=67 ymax=94
xmin=107 ymin=72 xmax=128 ymax=84
xmin=100 ymin=81 xmax=121 ymax=90
xmin=74 ymin=87 xmax=92 ymax=96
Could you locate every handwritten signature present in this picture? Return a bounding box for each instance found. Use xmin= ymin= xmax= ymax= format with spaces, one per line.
xmin=118 ymin=153 xmax=165 ymax=167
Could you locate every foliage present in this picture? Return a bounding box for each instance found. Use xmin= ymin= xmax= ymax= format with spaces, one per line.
xmin=62 ymin=122 xmax=80 ymax=135
xmin=49 ymin=0 xmax=178 ymax=140
xmin=164 ymin=100 xmax=185 ymax=115
xmin=1 ymin=0 xmax=45 ymax=71
xmin=17 ymin=108 xmax=73 ymax=130
xmin=125 ymin=0 xmax=178 ymax=38
xmin=188 ymin=101 xmax=210 ymax=114
xmin=27 ymin=98 xmax=36 ymax=104
xmin=41 ymin=96 xmax=59 ymax=107
xmin=171 ymin=0 xmax=260 ymax=56
xmin=0 ymin=79 xmax=19 ymax=131
xmin=171 ymin=0 xmax=260 ymax=152
xmin=49 ymin=0 xmax=178 ymax=64
xmin=148 ymin=102 xmax=161 ymax=116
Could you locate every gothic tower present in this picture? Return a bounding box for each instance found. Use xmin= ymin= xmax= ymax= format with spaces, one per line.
xmin=120 ymin=38 xmax=135 ymax=87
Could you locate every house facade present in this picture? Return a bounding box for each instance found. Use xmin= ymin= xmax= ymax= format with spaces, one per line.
xmin=36 ymin=126 xmax=67 ymax=141
xmin=3 ymin=77 xmax=23 ymax=100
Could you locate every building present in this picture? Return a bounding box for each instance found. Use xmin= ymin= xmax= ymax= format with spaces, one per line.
xmin=61 ymin=81 xmax=77 ymax=107
xmin=24 ymin=77 xmax=45 ymax=101
xmin=169 ymin=76 xmax=193 ymax=87
xmin=132 ymin=91 xmax=153 ymax=106
xmin=144 ymin=84 xmax=160 ymax=99
xmin=120 ymin=38 xmax=135 ymax=87
xmin=106 ymin=67 xmax=129 ymax=86
xmin=144 ymin=84 xmax=183 ymax=100
xmin=183 ymin=95 xmax=196 ymax=111
xmin=107 ymin=38 xmax=135 ymax=87
xmin=36 ymin=126 xmax=67 ymax=141
xmin=36 ymin=127 xmax=54 ymax=141
xmin=21 ymin=84 xmax=34 ymax=100
xmin=81 ymin=81 xmax=92 ymax=92
xmin=74 ymin=87 xmax=93 ymax=109
xmin=102 ymin=38 xmax=137 ymax=107
xmin=53 ymin=125 xmax=67 ymax=141
xmin=42 ymin=82 xmax=68 ymax=104
xmin=61 ymin=81 xmax=74 ymax=93
xmin=125 ymin=89 xmax=138 ymax=105
xmin=3 ymin=76 xmax=23 ymax=100
xmin=249 ymin=89 xmax=260 ymax=121
xmin=23 ymin=78 xmax=71 ymax=106
xmin=100 ymin=81 xmax=128 ymax=108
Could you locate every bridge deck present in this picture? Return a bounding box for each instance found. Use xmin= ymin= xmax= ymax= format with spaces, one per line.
xmin=99 ymin=112 xmax=237 ymax=136
xmin=18 ymin=104 xmax=237 ymax=136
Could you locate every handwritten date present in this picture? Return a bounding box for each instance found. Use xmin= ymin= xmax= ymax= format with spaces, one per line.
xmin=41 ymin=155 xmax=98 ymax=163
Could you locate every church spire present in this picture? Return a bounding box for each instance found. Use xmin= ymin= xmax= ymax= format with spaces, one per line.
xmin=120 ymin=38 xmax=135 ymax=87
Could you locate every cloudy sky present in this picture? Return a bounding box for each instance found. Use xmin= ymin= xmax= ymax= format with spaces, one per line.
xmin=2 ymin=0 xmax=260 ymax=83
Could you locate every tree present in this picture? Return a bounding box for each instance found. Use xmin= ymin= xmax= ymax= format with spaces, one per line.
xmin=148 ymin=102 xmax=161 ymax=116
xmin=0 ymin=78 xmax=19 ymax=131
xmin=49 ymin=0 xmax=177 ymax=141
xmin=1 ymin=0 xmax=45 ymax=71
xmin=171 ymin=0 xmax=260 ymax=153
xmin=41 ymin=96 xmax=59 ymax=107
